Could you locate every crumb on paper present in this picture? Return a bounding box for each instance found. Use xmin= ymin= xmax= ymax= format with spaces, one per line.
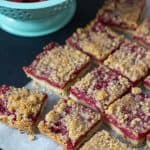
xmin=28 ymin=134 xmax=36 ymax=141
xmin=32 ymin=81 xmax=39 ymax=89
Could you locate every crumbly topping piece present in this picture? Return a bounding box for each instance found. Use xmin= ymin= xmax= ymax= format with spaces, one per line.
xmin=104 ymin=40 xmax=150 ymax=82
xmin=97 ymin=0 xmax=145 ymax=30
xmin=28 ymin=134 xmax=36 ymax=141
xmin=68 ymin=22 xmax=123 ymax=61
xmin=131 ymin=87 xmax=142 ymax=95
xmin=42 ymin=99 xmax=101 ymax=144
xmin=0 ymin=85 xmax=47 ymax=123
xmin=106 ymin=89 xmax=150 ymax=133
xmin=80 ymin=130 xmax=134 ymax=150
xmin=71 ymin=64 xmax=131 ymax=111
xmin=23 ymin=43 xmax=90 ymax=88
xmin=134 ymin=19 xmax=150 ymax=44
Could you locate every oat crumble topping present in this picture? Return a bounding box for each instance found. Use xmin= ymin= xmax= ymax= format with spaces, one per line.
xmin=68 ymin=22 xmax=123 ymax=61
xmin=97 ymin=0 xmax=145 ymax=30
xmin=40 ymin=99 xmax=101 ymax=144
xmin=80 ymin=130 xmax=134 ymax=150
xmin=104 ymin=40 xmax=150 ymax=82
xmin=134 ymin=19 xmax=150 ymax=45
xmin=24 ymin=44 xmax=90 ymax=88
xmin=106 ymin=89 xmax=150 ymax=134
xmin=71 ymin=64 xmax=131 ymax=111
xmin=0 ymin=85 xmax=46 ymax=123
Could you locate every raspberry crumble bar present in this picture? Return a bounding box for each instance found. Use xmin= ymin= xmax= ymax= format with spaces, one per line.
xmin=105 ymin=87 xmax=150 ymax=145
xmin=134 ymin=19 xmax=150 ymax=49
xmin=0 ymin=85 xmax=47 ymax=134
xmin=67 ymin=21 xmax=124 ymax=62
xmin=144 ymin=76 xmax=150 ymax=90
xmin=38 ymin=98 xmax=101 ymax=150
xmin=70 ymin=64 xmax=131 ymax=112
xmin=97 ymin=0 xmax=145 ymax=32
xmin=23 ymin=43 xmax=91 ymax=96
xmin=80 ymin=130 xmax=134 ymax=150
xmin=147 ymin=133 xmax=150 ymax=147
xmin=104 ymin=40 xmax=150 ymax=84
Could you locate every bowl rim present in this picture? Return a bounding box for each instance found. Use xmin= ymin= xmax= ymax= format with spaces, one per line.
xmin=0 ymin=0 xmax=67 ymax=9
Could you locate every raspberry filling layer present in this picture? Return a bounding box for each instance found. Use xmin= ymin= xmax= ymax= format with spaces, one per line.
xmin=97 ymin=11 xmax=136 ymax=30
xmin=70 ymin=88 xmax=98 ymax=111
xmin=24 ymin=62 xmax=90 ymax=89
xmin=147 ymin=134 xmax=150 ymax=141
xmin=0 ymin=86 xmax=16 ymax=119
xmin=105 ymin=114 xmax=147 ymax=141
xmin=23 ymin=43 xmax=90 ymax=89
xmin=144 ymin=77 xmax=150 ymax=87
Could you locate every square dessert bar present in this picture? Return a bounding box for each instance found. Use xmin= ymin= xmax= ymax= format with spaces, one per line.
xmin=134 ymin=19 xmax=150 ymax=49
xmin=67 ymin=21 xmax=124 ymax=63
xmin=104 ymin=40 xmax=150 ymax=84
xmin=38 ymin=98 xmax=101 ymax=150
xmin=23 ymin=42 xmax=91 ymax=96
xmin=0 ymin=85 xmax=47 ymax=134
xmin=105 ymin=87 xmax=150 ymax=145
xmin=147 ymin=133 xmax=150 ymax=147
xmin=97 ymin=0 xmax=145 ymax=32
xmin=144 ymin=76 xmax=150 ymax=90
xmin=70 ymin=64 xmax=131 ymax=112
xmin=80 ymin=130 xmax=134 ymax=150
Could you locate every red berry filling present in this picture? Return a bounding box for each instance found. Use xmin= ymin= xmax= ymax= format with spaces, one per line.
xmin=147 ymin=134 xmax=150 ymax=141
xmin=70 ymin=88 xmax=98 ymax=111
xmin=144 ymin=76 xmax=150 ymax=88
xmin=98 ymin=11 xmax=136 ymax=30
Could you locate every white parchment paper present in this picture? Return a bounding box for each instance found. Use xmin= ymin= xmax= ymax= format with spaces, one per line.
xmin=0 ymin=1 xmax=150 ymax=149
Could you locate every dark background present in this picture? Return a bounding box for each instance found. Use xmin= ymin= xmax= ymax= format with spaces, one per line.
xmin=0 ymin=0 xmax=104 ymax=87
